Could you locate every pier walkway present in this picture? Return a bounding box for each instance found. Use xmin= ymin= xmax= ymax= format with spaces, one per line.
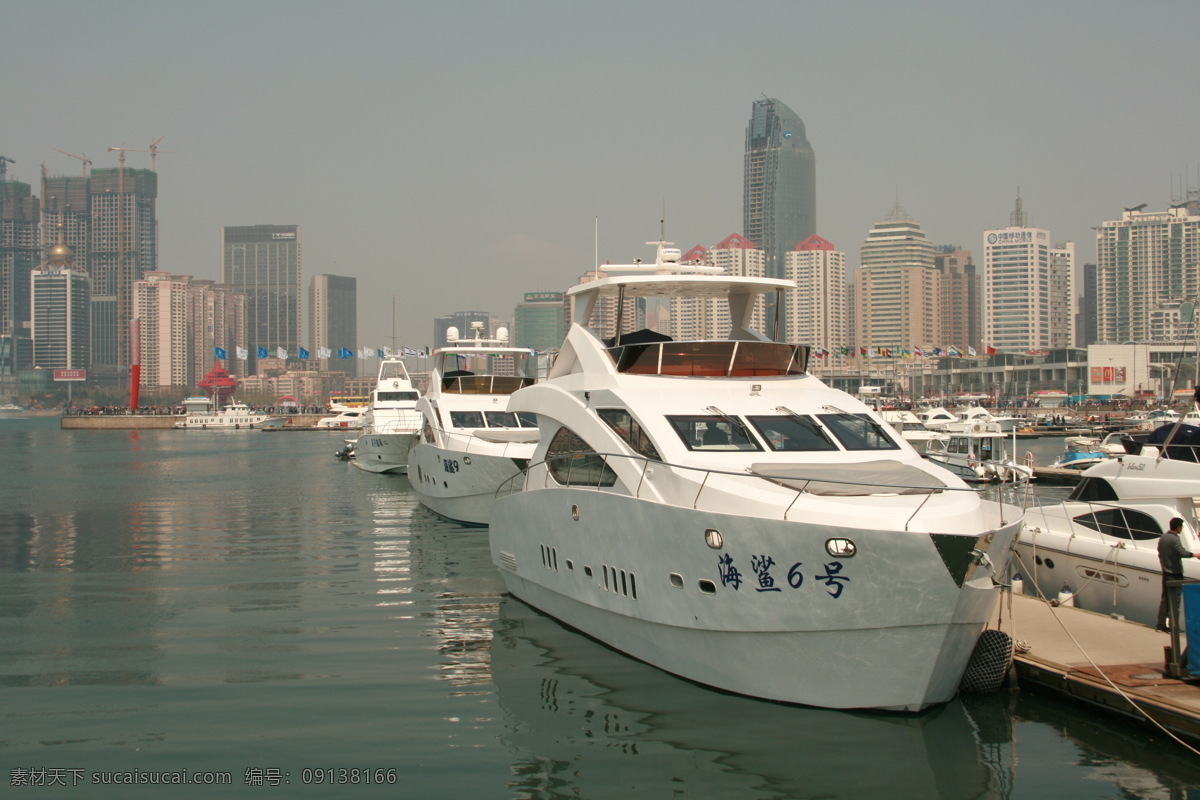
xmin=998 ymin=593 xmax=1200 ymax=749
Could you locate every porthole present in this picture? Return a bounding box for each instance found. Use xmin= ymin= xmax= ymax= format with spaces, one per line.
xmin=698 ymin=579 xmax=717 ymax=595
xmin=704 ymin=529 xmax=723 ymax=549
xmin=669 ymin=573 xmax=684 ymax=588
xmin=571 ymin=505 xmax=580 ymax=521
xmin=463 ymin=456 xmax=472 ymax=465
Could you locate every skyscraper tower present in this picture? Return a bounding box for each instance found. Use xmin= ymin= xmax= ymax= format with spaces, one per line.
xmin=222 ymin=224 xmax=302 ymax=372
xmin=309 ymin=274 xmax=357 ymax=368
xmin=31 ymin=238 xmax=90 ymax=370
xmin=743 ymin=97 xmax=816 ymax=280
xmin=0 ymin=177 xmax=40 ymax=372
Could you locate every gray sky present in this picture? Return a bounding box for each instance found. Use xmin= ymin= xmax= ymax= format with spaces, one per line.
xmin=4 ymin=0 xmax=1200 ymax=351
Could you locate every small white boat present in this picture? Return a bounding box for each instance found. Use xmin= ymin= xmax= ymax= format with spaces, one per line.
xmin=353 ymin=358 xmax=421 ymax=474
xmin=916 ymin=406 xmax=957 ymax=430
xmin=488 ymin=239 xmax=1026 ymax=712
xmin=315 ymin=409 xmax=366 ymax=429
xmin=923 ymin=422 xmax=1023 ymax=482
xmin=174 ymin=397 xmax=286 ymax=430
xmin=409 ymin=324 xmax=540 ymax=525
xmin=880 ymin=410 xmax=950 ymax=454
xmin=1018 ymin=453 xmax=1200 ymax=627
xmin=1048 ymin=435 xmax=1111 ymax=471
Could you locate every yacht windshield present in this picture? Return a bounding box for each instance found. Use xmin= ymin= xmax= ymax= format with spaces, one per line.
xmin=816 ymin=413 xmax=900 ymax=451
xmin=666 ymin=415 xmax=762 ymax=452
xmin=746 ymin=415 xmax=838 ymax=452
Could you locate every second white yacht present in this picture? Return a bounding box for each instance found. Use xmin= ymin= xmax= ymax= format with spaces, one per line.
xmin=410 ymin=324 xmax=540 ymax=525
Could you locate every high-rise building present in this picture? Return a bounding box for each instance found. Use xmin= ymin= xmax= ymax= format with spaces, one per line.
xmin=309 ymin=274 xmax=357 ymax=368
xmin=88 ymin=167 xmax=158 ymax=368
xmin=934 ymin=246 xmax=980 ymax=355
xmin=133 ymin=271 xmax=190 ymax=388
xmin=743 ymin=98 xmax=816 ymax=281
xmin=983 ymin=199 xmax=1075 ymax=351
xmin=1077 ymin=263 xmax=1097 ymax=346
xmin=784 ymin=234 xmax=846 ymax=351
xmin=31 ymin=242 xmax=90 ymax=370
xmin=1095 ymin=200 xmax=1200 ymax=343
xmin=512 ymin=291 xmax=567 ymax=352
xmin=0 ymin=178 xmax=40 ymax=371
xmin=855 ymin=204 xmax=939 ymax=353
xmin=222 ymin=225 xmax=301 ymax=372
xmin=187 ymin=279 xmax=247 ymax=382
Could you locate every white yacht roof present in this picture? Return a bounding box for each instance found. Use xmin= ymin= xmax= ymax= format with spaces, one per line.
xmin=568 ymin=273 xmax=794 ymax=299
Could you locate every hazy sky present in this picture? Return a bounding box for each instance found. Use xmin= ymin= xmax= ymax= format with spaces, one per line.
xmin=4 ymin=0 xmax=1200 ymax=351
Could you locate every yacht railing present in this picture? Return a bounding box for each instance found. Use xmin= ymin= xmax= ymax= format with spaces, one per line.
xmin=435 ymin=429 xmax=537 ymax=456
xmin=495 ymin=452 xmax=1029 ymax=531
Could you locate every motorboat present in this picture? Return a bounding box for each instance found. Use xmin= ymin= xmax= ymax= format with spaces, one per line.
xmin=880 ymin=410 xmax=950 ymax=454
xmin=174 ymin=397 xmax=286 ymax=430
xmin=1018 ymin=453 xmax=1200 ymax=627
xmin=487 ymin=239 xmax=1026 ymax=712
xmin=353 ymin=357 xmax=421 ymax=474
xmin=923 ymin=422 xmax=1023 ymax=482
xmin=315 ymin=408 xmax=366 ymax=429
xmin=916 ymin=406 xmax=957 ymax=430
xmin=409 ymin=324 xmax=540 ymax=525
xmin=1048 ymin=435 xmax=1110 ymax=471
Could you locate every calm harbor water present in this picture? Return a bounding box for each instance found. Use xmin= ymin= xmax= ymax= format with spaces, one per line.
xmin=1 ymin=416 xmax=1198 ymax=799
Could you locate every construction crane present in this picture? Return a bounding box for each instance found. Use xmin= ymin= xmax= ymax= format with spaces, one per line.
xmin=0 ymin=155 xmax=13 ymax=179
xmin=53 ymin=148 xmax=92 ymax=178
xmin=108 ymin=140 xmax=172 ymax=172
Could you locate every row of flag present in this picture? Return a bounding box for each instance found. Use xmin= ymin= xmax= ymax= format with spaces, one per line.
xmin=810 ymin=345 xmax=999 ymax=359
xmin=214 ymin=346 xmax=428 ymax=361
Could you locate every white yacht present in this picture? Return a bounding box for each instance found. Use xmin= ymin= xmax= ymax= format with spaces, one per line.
xmin=880 ymin=410 xmax=950 ymax=454
xmin=174 ymin=397 xmax=286 ymax=429
xmin=923 ymin=422 xmax=1023 ymax=482
xmin=1018 ymin=452 xmax=1200 ymax=627
xmin=409 ymin=324 xmax=540 ymax=525
xmin=315 ymin=408 xmax=366 ymax=429
xmin=488 ymin=240 xmax=1026 ymax=712
xmin=916 ymin=406 xmax=957 ymax=430
xmin=353 ymin=358 xmax=421 ymax=474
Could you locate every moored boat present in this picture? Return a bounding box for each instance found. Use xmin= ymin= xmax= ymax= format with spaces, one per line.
xmin=488 ymin=240 xmax=1026 ymax=712
xmin=174 ymin=397 xmax=286 ymax=430
xmin=353 ymin=357 xmax=421 ymax=474
xmin=409 ymin=324 xmax=540 ymax=525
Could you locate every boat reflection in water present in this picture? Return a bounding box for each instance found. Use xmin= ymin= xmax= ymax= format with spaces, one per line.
xmin=491 ymin=596 xmax=1011 ymax=799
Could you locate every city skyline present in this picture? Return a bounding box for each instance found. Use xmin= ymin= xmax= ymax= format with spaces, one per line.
xmin=4 ymin=1 xmax=1200 ymax=352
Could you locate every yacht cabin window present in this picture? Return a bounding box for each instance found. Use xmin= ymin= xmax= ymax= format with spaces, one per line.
xmin=449 ymin=410 xmax=534 ymax=429
xmin=598 ymin=408 xmax=662 ymax=461
xmin=484 ymin=411 xmax=520 ymax=428
xmin=377 ymin=391 xmax=418 ymax=402
xmin=746 ymin=415 xmax=839 ymax=452
xmin=816 ymin=414 xmax=900 ymax=451
xmin=545 ymin=427 xmax=617 ymax=487
xmin=450 ymin=411 xmax=485 ymax=428
xmin=666 ymin=415 xmax=762 ymax=452
xmin=1072 ymin=508 xmax=1162 ymax=541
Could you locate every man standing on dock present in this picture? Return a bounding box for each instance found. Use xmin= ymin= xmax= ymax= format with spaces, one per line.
xmin=1156 ymin=517 xmax=1197 ymax=632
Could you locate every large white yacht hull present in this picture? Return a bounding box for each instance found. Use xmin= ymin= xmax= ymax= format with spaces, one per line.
xmin=490 ymin=488 xmax=1018 ymax=712
xmin=353 ymin=432 xmax=417 ymax=474
xmin=410 ymin=443 xmax=528 ymax=525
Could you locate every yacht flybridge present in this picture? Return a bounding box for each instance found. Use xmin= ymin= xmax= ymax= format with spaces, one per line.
xmin=488 ymin=241 xmax=1026 ymax=712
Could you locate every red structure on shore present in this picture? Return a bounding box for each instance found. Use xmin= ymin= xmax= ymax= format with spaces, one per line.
xmin=197 ymin=361 xmax=238 ymax=406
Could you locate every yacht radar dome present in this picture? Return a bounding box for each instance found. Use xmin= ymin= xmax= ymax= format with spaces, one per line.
xmin=446 ymin=326 xmax=459 ymax=342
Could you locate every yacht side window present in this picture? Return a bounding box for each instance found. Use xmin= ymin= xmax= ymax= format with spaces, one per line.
xmin=516 ymin=411 xmax=537 ymax=428
xmin=1073 ymin=508 xmax=1162 ymax=541
xmin=666 ymin=415 xmax=762 ymax=452
xmin=378 ymin=391 xmax=418 ymax=402
xmin=598 ymin=408 xmax=662 ymax=461
xmin=545 ymin=427 xmax=617 ymax=487
xmin=746 ymin=415 xmax=838 ymax=452
xmin=816 ymin=413 xmax=900 ymax=451
xmin=423 ymin=420 xmax=436 ymax=443
xmin=484 ymin=411 xmax=519 ymax=428
xmin=449 ymin=411 xmax=485 ymax=428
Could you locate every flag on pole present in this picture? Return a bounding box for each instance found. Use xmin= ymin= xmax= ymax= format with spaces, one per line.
xmin=403 ymin=346 xmax=417 ymax=357
xmin=967 ymin=346 xmax=977 ymax=357
xmin=986 ymin=345 xmax=996 ymax=356
xmin=377 ymin=348 xmax=385 ymax=358
xmin=214 ymin=347 xmax=227 ymax=360
xmin=318 ymin=347 xmax=331 ymax=359
xmin=237 ymin=347 xmax=249 ymax=360
xmin=337 ymin=347 xmax=352 ymax=359
xmin=257 ymin=347 xmax=268 ymax=359
xmin=277 ymin=347 xmax=288 ymax=359
xmin=298 ymin=347 xmax=309 ymax=360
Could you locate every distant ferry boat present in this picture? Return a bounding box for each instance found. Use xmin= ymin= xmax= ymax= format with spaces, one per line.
xmin=175 ymin=397 xmax=286 ymax=430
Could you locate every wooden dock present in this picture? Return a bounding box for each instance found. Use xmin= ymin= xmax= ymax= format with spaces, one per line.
xmin=998 ymin=593 xmax=1200 ymax=747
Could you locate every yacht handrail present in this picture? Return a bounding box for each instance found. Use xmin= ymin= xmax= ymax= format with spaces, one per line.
xmin=495 ymin=452 xmax=1029 ymax=530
